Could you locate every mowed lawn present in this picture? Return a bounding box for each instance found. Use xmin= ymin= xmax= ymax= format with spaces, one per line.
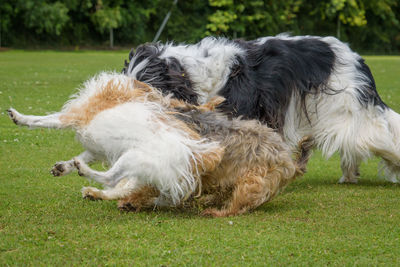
xmin=1 ymin=51 xmax=400 ymax=266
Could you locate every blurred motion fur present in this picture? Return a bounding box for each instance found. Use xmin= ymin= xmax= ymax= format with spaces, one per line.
xmin=7 ymin=72 xmax=312 ymax=217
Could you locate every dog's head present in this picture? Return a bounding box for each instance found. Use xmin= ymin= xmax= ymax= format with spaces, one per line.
xmin=122 ymin=43 xmax=198 ymax=104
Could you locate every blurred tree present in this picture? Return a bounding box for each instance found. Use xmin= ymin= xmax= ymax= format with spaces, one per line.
xmin=90 ymin=0 xmax=122 ymax=48
xmin=296 ymin=0 xmax=400 ymax=52
xmin=117 ymin=1 xmax=159 ymax=44
xmin=205 ymin=0 xmax=303 ymax=38
xmin=21 ymin=1 xmax=69 ymax=36
xmin=303 ymin=0 xmax=366 ymax=39
xmin=0 ymin=0 xmax=398 ymax=52
xmin=0 ymin=2 xmax=13 ymax=46
xmin=355 ymin=0 xmax=400 ymax=52
xmin=156 ymin=0 xmax=211 ymax=43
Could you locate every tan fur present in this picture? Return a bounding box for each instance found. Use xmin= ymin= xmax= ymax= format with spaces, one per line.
xmin=119 ymin=94 xmax=313 ymax=217
xmin=167 ymin=95 xmax=225 ymax=113
xmin=190 ymin=146 xmax=226 ymax=197
xmin=81 ymin=187 xmax=105 ymax=200
xmin=197 ymin=96 xmax=225 ymax=112
xmin=60 ymin=79 xmax=193 ymax=127
xmin=72 ymin=77 xmax=313 ymax=217
xmin=118 ymin=186 xmax=160 ymax=211
xmin=195 ymin=121 xmax=308 ymax=217
xmin=192 ymin=146 xmax=225 ymax=174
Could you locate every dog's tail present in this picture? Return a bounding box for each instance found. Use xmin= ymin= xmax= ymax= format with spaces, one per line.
xmin=293 ymin=136 xmax=314 ymax=176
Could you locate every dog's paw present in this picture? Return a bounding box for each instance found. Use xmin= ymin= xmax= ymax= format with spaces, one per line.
xmin=50 ymin=162 xmax=71 ymax=177
xmin=118 ymin=201 xmax=139 ymax=212
xmin=338 ymin=176 xmax=359 ymax=184
xmin=7 ymin=108 xmax=20 ymax=125
xmin=51 ymin=163 xmax=65 ymax=177
xmin=81 ymin=186 xmax=102 ymax=200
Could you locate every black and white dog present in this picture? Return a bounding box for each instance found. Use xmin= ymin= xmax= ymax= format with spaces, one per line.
xmin=122 ymin=34 xmax=400 ymax=184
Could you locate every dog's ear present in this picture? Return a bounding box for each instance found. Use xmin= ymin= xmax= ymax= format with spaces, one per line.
xmin=123 ymin=44 xmax=161 ymax=76
xmin=163 ymin=57 xmax=198 ymax=104
xmin=122 ymin=48 xmax=135 ymax=74
xmin=123 ymin=44 xmax=199 ymax=104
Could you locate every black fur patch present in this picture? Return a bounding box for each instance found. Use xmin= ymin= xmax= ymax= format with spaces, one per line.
xmin=172 ymin=108 xmax=262 ymax=145
xmin=123 ymin=37 xmax=385 ymax=132
xmin=218 ymin=38 xmax=336 ymax=130
xmin=355 ymin=58 xmax=387 ymax=109
xmin=122 ymin=44 xmax=198 ymax=104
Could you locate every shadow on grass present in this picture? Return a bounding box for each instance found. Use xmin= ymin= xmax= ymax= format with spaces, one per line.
xmin=72 ymin=176 xmax=399 ymax=221
xmin=102 ymin=197 xmax=311 ymax=219
xmin=79 ymin=198 xmax=299 ymax=220
xmin=115 ymin=204 xmax=299 ymax=219
xmin=285 ymin=176 xmax=398 ymax=192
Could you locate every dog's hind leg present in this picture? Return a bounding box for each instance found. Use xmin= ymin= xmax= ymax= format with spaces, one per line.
xmin=338 ymin=108 xmax=400 ymax=183
xmin=51 ymin=151 xmax=96 ymax=177
xmin=371 ymin=109 xmax=400 ymax=182
xmin=82 ymin=178 xmax=139 ymax=201
xmin=202 ymin=169 xmax=278 ymax=217
xmin=371 ymin=145 xmax=400 ymax=183
xmin=7 ymin=108 xmax=64 ymax=129
xmin=74 ymin=157 xmax=126 ymax=186
xmin=73 ymin=150 xmax=145 ymax=187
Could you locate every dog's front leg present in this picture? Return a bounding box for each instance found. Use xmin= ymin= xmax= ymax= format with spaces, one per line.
xmin=51 ymin=151 xmax=96 ymax=177
xmin=7 ymin=108 xmax=64 ymax=129
xmin=73 ymin=150 xmax=137 ymax=186
xmin=82 ymin=178 xmax=139 ymax=201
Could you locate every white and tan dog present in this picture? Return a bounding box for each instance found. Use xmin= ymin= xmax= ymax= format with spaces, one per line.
xmin=8 ymin=73 xmax=312 ymax=216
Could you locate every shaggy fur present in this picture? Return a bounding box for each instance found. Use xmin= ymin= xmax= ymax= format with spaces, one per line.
xmin=123 ymin=34 xmax=400 ymax=184
xmin=7 ymin=72 xmax=312 ymax=216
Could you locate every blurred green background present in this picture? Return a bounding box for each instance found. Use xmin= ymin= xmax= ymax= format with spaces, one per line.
xmin=1 ymin=0 xmax=399 ymax=53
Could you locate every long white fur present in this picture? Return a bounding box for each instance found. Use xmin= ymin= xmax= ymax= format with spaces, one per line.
xmin=149 ymin=37 xmax=245 ymax=103
xmin=281 ymin=36 xmax=400 ymax=183
xmin=9 ymin=72 xmax=221 ymax=205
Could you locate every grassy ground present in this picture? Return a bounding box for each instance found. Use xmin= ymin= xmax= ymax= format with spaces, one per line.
xmin=1 ymin=51 xmax=400 ymax=266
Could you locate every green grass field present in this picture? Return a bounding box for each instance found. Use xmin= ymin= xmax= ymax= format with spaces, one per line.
xmin=1 ymin=51 xmax=400 ymax=266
